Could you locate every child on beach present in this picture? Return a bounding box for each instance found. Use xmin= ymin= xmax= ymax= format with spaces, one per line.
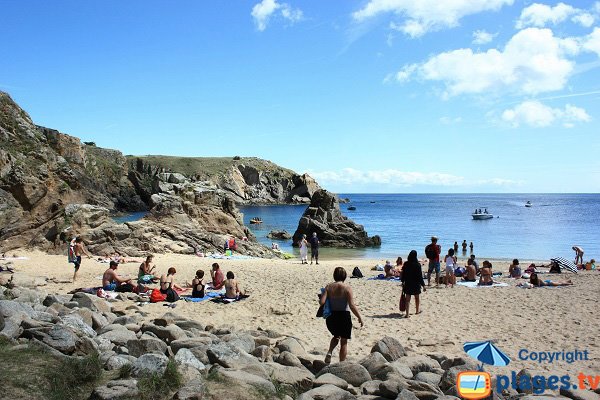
xmin=444 ymin=249 xmax=456 ymax=288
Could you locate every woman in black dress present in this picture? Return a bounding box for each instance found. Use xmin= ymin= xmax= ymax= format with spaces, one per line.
xmin=400 ymin=250 xmax=426 ymax=318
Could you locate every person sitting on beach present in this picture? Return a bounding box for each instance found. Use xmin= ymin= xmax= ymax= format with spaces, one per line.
xmin=444 ymin=249 xmax=456 ymax=288
xmin=530 ymin=272 xmax=573 ymax=287
xmin=191 ymin=270 xmax=205 ymax=298
xmin=549 ymin=260 xmax=562 ymax=274
xmin=160 ymin=267 xmax=182 ymax=302
xmin=585 ymin=259 xmax=596 ymax=271
xmin=394 ymin=257 xmax=403 ymax=277
xmin=102 ymin=261 xmax=133 ymax=291
xmin=509 ymin=259 xmax=522 ymax=278
xmin=463 ymin=259 xmax=477 ymax=282
xmin=384 ymin=260 xmax=394 ymax=278
xmin=478 ymin=260 xmax=494 ymax=286
xmin=210 ymin=262 xmax=225 ymax=289
xmin=138 ymin=255 xmax=157 ymax=284
xmin=224 ymin=271 xmax=243 ymax=299
xmin=320 ymin=267 xmax=363 ymax=364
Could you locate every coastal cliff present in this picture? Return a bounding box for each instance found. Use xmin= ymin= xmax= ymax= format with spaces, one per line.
xmin=0 ymin=91 xmax=313 ymax=256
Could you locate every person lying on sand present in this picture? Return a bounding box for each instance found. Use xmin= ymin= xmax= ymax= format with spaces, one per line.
xmin=102 ymin=261 xmax=133 ymax=291
xmin=530 ymin=272 xmax=573 ymax=287
xmin=224 ymin=271 xmax=244 ymax=299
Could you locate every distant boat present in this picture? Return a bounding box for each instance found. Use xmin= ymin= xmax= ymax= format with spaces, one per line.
xmin=347 ymin=206 xmax=356 ymax=211
xmin=249 ymin=217 xmax=263 ymax=224
xmin=525 ymin=201 xmax=532 ymax=207
xmin=370 ymin=201 xmax=376 ymax=203
xmin=472 ymin=208 xmax=493 ymax=220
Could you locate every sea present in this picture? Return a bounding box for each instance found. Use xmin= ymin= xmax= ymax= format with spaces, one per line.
xmin=239 ymin=194 xmax=600 ymax=261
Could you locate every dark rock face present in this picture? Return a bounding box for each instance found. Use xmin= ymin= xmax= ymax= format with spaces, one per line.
xmin=292 ymin=190 xmax=381 ymax=248
xmin=0 ymin=91 xmax=312 ymax=257
xmin=267 ymin=230 xmax=292 ymax=240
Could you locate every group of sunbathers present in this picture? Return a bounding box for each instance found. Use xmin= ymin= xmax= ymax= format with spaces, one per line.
xmin=101 ymin=256 xmax=245 ymax=301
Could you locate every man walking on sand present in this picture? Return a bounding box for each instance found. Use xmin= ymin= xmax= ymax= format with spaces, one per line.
xmin=426 ymin=236 xmax=441 ymax=287
xmin=310 ymin=232 xmax=320 ymax=265
xmin=71 ymin=237 xmax=92 ymax=282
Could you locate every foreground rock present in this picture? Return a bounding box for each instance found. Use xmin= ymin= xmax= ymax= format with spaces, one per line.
xmin=292 ymin=189 xmax=381 ymax=248
xmin=4 ymin=278 xmax=573 ymax=400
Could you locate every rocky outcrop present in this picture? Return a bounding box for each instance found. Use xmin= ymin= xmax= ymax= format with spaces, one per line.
xmin=0 ymin=91 xmax=312 ymax=256
xmin=292 ymin=190 xmax=381 ymax=248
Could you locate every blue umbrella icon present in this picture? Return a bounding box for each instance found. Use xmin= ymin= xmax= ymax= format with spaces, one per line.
xmin=463 ymin=341 xmax=511 ymax=394
xmin=464 ymin=341 xmax=511 ymax=368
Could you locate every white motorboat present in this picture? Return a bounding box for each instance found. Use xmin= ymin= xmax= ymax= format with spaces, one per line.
xmin=525 ymin=201 xmax=532 ymax=207
xmin=472 ymin=208 xmax=493 ymax=220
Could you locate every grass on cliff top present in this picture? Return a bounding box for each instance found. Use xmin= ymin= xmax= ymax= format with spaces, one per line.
xmin=0 ymin=337 xmax=105 ymax=400
xmin=127 ymin=155 xmax=296 ymax=179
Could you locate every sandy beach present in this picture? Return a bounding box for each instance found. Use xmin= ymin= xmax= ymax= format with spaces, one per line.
xmin=3 ymin=250 xmax=599 ymax=377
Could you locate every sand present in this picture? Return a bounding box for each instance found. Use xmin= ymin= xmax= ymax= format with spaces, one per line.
xmin=3 ymin=250 xmax=599 ymax=376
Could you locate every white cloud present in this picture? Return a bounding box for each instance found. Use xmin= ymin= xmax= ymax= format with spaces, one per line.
xmin=501 ymin=100 xmax=591 ymax=127
xmin=251 ymin=0 xmax=302 ymax=31
xmin=582 ymin=27 xmax=600 ymax=56
xmin=516 ymin=2 xmax=597 ymax=28
xmin=352 ymin=0 xmax=513 ymax=38
xmin=472 ymin=30 xmax=497 ymax=45
xmin=572 ymin=13 xmax=595 ymax=27
xmin=516 ymin=3 xmax=577 ymax=29
xmin=309 ymin=168 xmax=519 ymax=188
xmin=440 ymin=116 xmax=462 ymax=124
xmin=311 ymin=168 xmax=465 ymax=187
xmin=393 ymin=28 xmax=578 ymax=97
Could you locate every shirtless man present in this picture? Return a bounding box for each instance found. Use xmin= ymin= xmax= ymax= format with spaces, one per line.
xmin=72 ymin=237 xmax=92 ymax=282
xmin=102 ymin=261 xmax=132 ymax=291
xmin=224 ymin=271 xmax=243 ymax=299
xmin=463 ymin=259 xmax=477 ymax=282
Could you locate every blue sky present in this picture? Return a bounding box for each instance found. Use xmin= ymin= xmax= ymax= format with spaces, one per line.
xmin=1 ymin=0 xmax=599 ymax=193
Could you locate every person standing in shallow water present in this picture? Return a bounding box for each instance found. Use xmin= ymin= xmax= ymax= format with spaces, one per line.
xmin=320 ymin=267 xmax=363 ymax=363
xmin=310 ymin=232 xmax=320 ymax=265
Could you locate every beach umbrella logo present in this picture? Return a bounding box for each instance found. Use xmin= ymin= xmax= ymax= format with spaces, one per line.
xmin=463 ymin=340 xmax=511 ymax=367
xmin=457 ymin=341 xmax=510 ymax=400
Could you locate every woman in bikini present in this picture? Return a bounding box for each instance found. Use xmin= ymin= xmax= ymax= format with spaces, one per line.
xmin=160 ymin=267 xmax=183 ymax=302
xmin=478 ymin=260 xmax=494 ymax=286
xmin=530 ymin=272 xmax=573 ymax=287
xmin=224 ymin=271 xmax=243 ymax=299
xmin=320 ymin=267 xmax=364 ymax=364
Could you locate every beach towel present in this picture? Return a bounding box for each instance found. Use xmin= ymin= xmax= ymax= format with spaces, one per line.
xmin=457 ymin=281 xmax=508 ymax=288
xmin=368 ymin=274 xmax=401 ymax=281
xmin=182 ymin=290 xmax=225 ymax=303
xmin=210 ymin=294 xmax=250 ymax=304
xmin=0 ymin=256 xmax=28 ymax=261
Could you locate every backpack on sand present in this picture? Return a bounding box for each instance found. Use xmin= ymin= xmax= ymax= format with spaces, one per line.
xmin=351 ymin=267 xmax=364 ymax=278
